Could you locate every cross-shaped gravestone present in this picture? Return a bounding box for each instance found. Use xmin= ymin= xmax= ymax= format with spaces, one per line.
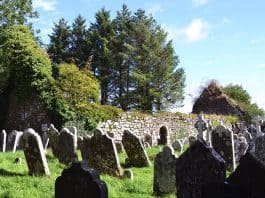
xmin=194 ymin=114 xmax=207 ymax=140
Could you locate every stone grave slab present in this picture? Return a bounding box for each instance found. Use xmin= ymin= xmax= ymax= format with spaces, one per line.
xmin=0 ymin=129 xmax=6 ymax=152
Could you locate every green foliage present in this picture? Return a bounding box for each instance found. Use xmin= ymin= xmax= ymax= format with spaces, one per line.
xmin=0 ymin=25 xmax=73 ymax=127
xmin=0 ymin=0 xmax=38 ymax=27
xmin=76 ymin=103 xmax=123 ymax=131
xmin=223 ymin=84 xmax=264 ymax=122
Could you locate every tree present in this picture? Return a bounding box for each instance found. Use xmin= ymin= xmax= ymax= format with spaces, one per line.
xmin=0 ymin=0 xmax=38 ymax=27
xmin=47 ymin=18 xmax=71 ymax=64
xmin=54 ymin=63 xmax=99 ymax=110
xmin=223 ymin=84 xmax=264 ymax=122
xmin=70 ymin=15 xmax=90 ymax=69
xmin=0 ymin=25 xmax=73 ymax=128
xmin=111 ymin=4 xmax=134 ymax=110
xmin=89 ymin=8 xmax=115 ymax=105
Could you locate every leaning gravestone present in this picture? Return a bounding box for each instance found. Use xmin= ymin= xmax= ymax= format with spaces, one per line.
xmin=175 ymin=139 xmax=226 ymax=198
xmin=66 ymin=126 xmax=78 ymax=148
xmin=47 ymin=124 xmax=60 ymax=157
xmin=254 ymin=135 xmax=265 ymax=163
xmin=122 ymin=130 xmax=151 ymax=167
xmin=7 ymin=130 xmax=23 ymax=152
xmin=81 ymin=135 xmax=91 ymax=161
xmin=1 ymin=129 xmax=6 ymax=152
xmin=153 ymin=146 xmax=177 ymax=196
xmin=57 ymin=128 xmax=78 ymax=165
xmin=55 ymin=161 xmax=108 ymax=198
xmin=22 ymin=128 xmax=50 ymax=176
xmin=188 ymin=136 xmax=196 ymax=146
xmin=211 ymin=124 xmax=236 ymax=171
xmin=88 ymin=129 xmax=123 ymax=177
xmin=226 ymin=152 xmax=265 ymax=198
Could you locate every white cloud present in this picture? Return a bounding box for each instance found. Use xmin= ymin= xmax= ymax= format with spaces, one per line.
xmin=256 ymin=63 xmax=265 ymax=69
xmin=192 ymin=0 xmax=209 ymax=7
xmin=163 ymin=18 xmax=210 ymax=43
xmin=146 ymin=4 xmax=164 ymax=16
xmin=32 ymin=0 xmax=57 ymax=11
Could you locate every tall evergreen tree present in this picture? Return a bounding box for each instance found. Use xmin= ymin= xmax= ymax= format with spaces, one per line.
xmin=112 ymin=4 xmax=134 ymax=110
xmin=70 ymin=15 xmax=90 ymax=69
xmin=47 ymin=18 xmax=71 ymax=64
xmin=89 ymin=8 xmax=115 ymax=105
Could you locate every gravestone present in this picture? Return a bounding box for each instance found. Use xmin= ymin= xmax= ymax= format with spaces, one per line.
xmin=212 ymin=124 xmax=236 ymax=171
xmin=254 ymin=135 xmax=265 ymax=163
xmin=234 ymin=134 xmax=248 ymax=163
xmin=158 ymin=126 xmax=169 ymax=145
xmin=206 ymin=120 xmax=213 ymax=147
xmin=57 ymin=128 xmax=78 ymax=165
xmin=66 ymin=126 xmax=78 ymax=149
xmin=42 ymin=131 xmax=49 ymax=151
xmin=81 ymin=135 xmax=91 ymax=161
xmin=1 ymin=129 xmax=6 ymax=152
xmin=47 ymin=124 xmax=60 ymax=157
xmin=194 ymin=114 xmax=207 ymax=140
xmin=226 ymin=152 xmax=265 ymax=198
xmin=22 ymin=128 xmax=50 ymax=176
xmin=171 ymin=139 xmax=182 ymax=152
xmin=77 ymin=136 xmax=83 ymax=150
xmin=122 ymin=130 xmax=151 ymax=167
xmin=153 ymin=146 xmax=177 ymax=196
xmin=55 ymin=161 xmax=108 ymax=198
xmin=144 ymin=134 xmax=152 ymax=146
xmin=175 ymin=139 xmax=226 ymax=198
xmin=7 ymin=130 xmax=23 ymax=152
xmin=188 ymin=136 xmax=196 ymax=146
xmin=88 ymin=129 xmax=123 ymax=177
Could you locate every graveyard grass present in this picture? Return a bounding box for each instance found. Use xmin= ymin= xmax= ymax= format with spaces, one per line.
xmin=0 ymin=147 xmax=180 ymax=198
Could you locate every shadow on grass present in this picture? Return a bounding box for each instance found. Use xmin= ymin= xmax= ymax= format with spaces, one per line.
xmin=0 ymin=168 xmax=27 ymax=177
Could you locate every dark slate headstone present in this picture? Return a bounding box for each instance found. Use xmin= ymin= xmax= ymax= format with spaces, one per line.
xmin=0 ymin=129 xmax=6 ymax=152
xmin=176 ymin=139 xmax=226 ymax=198
xmin=81 ymin=135 xmax=91 ymax=161
xmin=6 ymin=130 xmax=23 ymax=152
xmin=188 ymin=136 xmax=196 ymax=146
xmin=158 ymin=126 xmax=169 ymax=145
xmin=47 ymin=124 xmax=60 ymax=157
xmin=226 ymin=152 xmax=265 ymax=198
xmin=57 ymin=128 xmax=78 ymax=165
xmin=122 ymin=130 xmax=151 ymax=167
xmin=211 ymin=124 xmax=236 ymax=171
xmin=153 ymin=146 xmax=177 ymax=195
xmin=22 ymin=128 xmax=50 ymax=176
xmin=254 ymin=135 xmax=265 ymax=163
xmin=88 ymin=129 xmax=123 ymax=177
xmin=55 ymin=161 xmax=108 ymax=198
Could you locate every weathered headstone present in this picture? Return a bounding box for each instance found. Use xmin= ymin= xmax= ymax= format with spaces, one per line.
xmin=122 ymin=130 xmax=151 ymax=167
xmin=144 ymin=134 xmax=152 ymax=146
xmin=88 ymin=129 xmax=123 ymax=176
xmin=234 ymin=134 xmax=248 ymax=163
xmin=0 ymin=129 xmax=6 ymax=152
xmin=188 ymin=136 xmax=196 ymax=146
xmin=206 ymin=120 xmax=213 ymax=147
xmin=55 ymin=161 xmax=108 ymax=198
xmin=175 ymin=140 xmax=226 ymax=198
xmin=41 ymin=131 xmax=49 ymax=151
xmin=7 ymin=130 xmax=23 ymax=152
xmin=211 ymin=124 xmax=236 ymax=171
xmin=81 ymin=135 xmax=91 ymax=161
xmin=66 ymin=126 xmax=78 ymax=149
xmin=153 ymin=146 xmax=177 ymax=195
xmin=254 ymin=135 xmax=265 ymax=163
xmin=47 ymin=124 xmax=60 ymax=157
xmin=22 ymin=128 xmax=50 ymax=176
xmin=226 ymin=152 xmax=265 ymax=198
xmin=158 ymin=126 xmax=169 ymax=145
xmin=77 ymin=136 xmax=83 ymax=150
xmin=171 ymin=139 xmax=183 ymax=152
xmin=57 ymin=128 xmax=78 ymax=165
xmin=194 ymin=114 xmax=207 ymax=140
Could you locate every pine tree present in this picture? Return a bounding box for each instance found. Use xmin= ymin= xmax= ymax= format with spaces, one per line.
xmin=47 ymin=18 xmax=71 ymax=64
xmin=89 ymin=8 xmax=115 ymax=105
xmin=70 ymin=15 xmax=90 ymax=69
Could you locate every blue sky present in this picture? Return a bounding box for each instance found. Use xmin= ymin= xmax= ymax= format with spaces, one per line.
xmin=31 ymin=0 xmax=265 ymax=113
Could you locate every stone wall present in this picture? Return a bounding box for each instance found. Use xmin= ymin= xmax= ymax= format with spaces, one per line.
xmin=98 ymin=113 xmax=198 ymax=146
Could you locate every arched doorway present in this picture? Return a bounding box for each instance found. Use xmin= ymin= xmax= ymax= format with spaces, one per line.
xmin=158 ymin=126 xmax=168 ymax=145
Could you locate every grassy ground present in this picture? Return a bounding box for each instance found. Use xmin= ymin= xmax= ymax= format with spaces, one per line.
xmin=0 ymin=146 xmax=181 ymax=198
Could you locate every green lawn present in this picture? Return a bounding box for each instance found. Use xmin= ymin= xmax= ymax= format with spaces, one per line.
xmin=0 ymin=146 xmax=180 ymax=198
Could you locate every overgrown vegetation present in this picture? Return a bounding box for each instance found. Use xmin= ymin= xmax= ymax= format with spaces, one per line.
xmin=0 ymin=147 xmax=179 ymax=198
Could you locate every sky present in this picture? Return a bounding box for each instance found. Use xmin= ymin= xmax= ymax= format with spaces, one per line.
xmin=31 ymin=0 xmax=265 ymax=113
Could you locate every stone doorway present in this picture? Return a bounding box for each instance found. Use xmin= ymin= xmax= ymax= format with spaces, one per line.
xmin=158 ymin=126 xmax=168 ymax=145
